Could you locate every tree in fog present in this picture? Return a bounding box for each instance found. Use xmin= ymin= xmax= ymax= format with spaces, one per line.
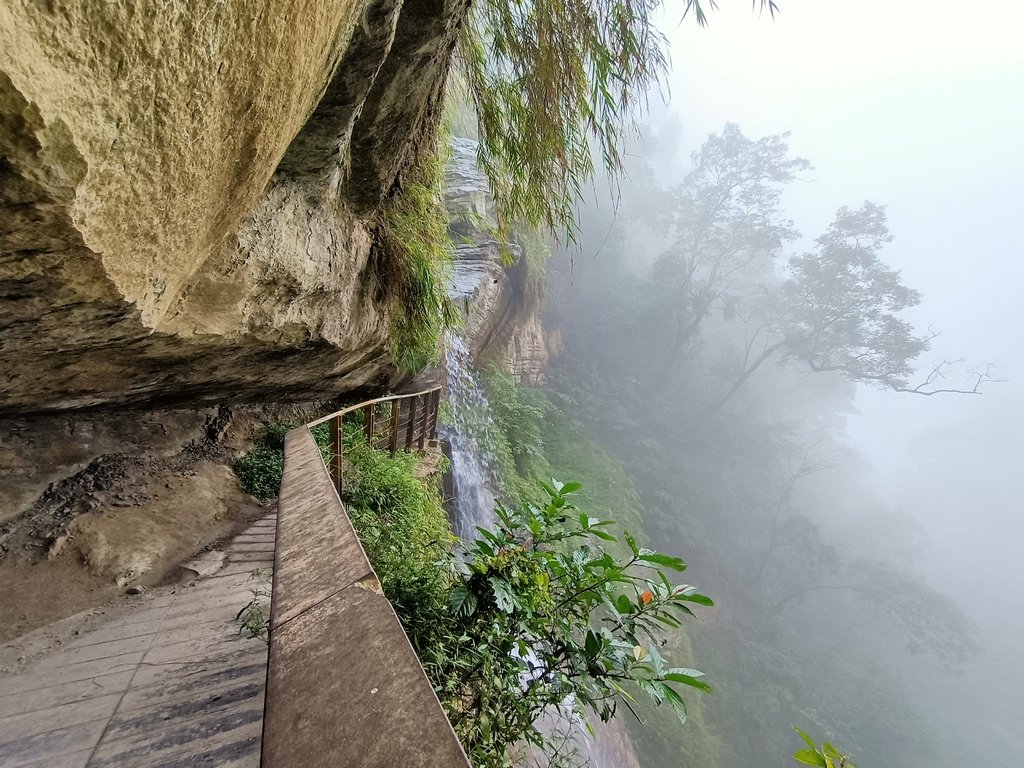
xmin=709 ymin=202 xmax=931 ymax=411
xmin=546 ymin=120 xmax=991 ymax=768
xmin=650 ymin=123 xmax=808 ymax=383
xmin=643 ymin=125 xmax=993 ymax=412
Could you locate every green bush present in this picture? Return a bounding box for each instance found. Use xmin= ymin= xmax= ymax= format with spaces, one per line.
xmin=435 ymin=481 xmax=712 ymax=767
xmin=232 ymin=423 xmax=294 ymax=500
xmin=377 ymin=136 xmax=459 ymax=371
xmin=342 ymin=428 xmax=456 ymax=606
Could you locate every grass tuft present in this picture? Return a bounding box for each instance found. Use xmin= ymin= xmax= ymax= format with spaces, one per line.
xmin=377 ymin=133 xmax=459 ymax=371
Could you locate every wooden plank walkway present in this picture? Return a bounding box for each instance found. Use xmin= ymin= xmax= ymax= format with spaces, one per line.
xmin=0 ymin=515 xmax=276 ymax=768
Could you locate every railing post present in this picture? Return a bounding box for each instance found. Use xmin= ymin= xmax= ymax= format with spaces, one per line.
xmin=418 ymin=394 xmax=430 ymax=450
xmin=329 ymin=415 xmax=344 ymax=495
xmin=405 ymin=395 xmax=418 ymax=450
xmin=428 ymin=389 xmax=441 ymax=443
xmin=388 ymin=399 xmax=401 ymax=456
xmin=364 ymin=404 xmax=375 ymax=444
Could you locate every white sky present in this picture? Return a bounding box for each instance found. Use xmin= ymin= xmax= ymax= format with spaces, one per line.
xmin=654 ymin=0 xmax=1024 ymax=636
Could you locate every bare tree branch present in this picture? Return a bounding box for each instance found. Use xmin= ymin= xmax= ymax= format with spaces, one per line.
xmin=895 ymin=360 xmax=1005 ymax=396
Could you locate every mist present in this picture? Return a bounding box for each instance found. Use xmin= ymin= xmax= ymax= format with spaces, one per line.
xmin=536 ymin=2 xmax=1023 ymax=764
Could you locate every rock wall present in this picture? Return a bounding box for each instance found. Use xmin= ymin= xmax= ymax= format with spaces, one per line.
xmin=444 ymin=138 xmax=551 ymax=383
xmin=0 ymin=0 xmax=468 ymax=415
xmin=0 ymin=0 xmax=472 ymax=522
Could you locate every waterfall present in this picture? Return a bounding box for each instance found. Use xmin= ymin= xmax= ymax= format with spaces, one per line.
xmin=440 ymin=333 xmax=500 ymax=540
xmin=440 ymin=333 xmax=639 ymax=768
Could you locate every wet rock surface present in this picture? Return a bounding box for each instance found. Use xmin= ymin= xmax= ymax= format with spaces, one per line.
xmin=443 ymin=140 xmax=551 ymax=383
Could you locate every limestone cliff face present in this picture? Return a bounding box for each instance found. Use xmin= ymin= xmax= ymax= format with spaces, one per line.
xmin=444 ymin=138 xmax=551 ymax=384
xmin=0 ymin=0 xmax=468 ymax=414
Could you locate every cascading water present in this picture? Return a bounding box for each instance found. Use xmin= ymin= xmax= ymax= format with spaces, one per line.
xmin=440 ymin=333 xmax=637 ymax=768
xmin=440 ymin=333 xmax=501 ymax=540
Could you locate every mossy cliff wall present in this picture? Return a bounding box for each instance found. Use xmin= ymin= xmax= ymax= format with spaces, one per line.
xmin=444 ymin=137 xmax=553 ymax=384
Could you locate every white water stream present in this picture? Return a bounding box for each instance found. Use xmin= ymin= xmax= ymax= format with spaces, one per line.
xmin=439 ymin=333 xmax=638 ymax=768
xmin=440 ymin=334 xmax=500 ymax=540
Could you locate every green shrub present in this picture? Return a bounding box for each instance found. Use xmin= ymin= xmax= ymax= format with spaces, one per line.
xmin=436 ymin=481 xmax=712 ymax=766
xmin=483 ymin=365 xmax=547 ymax=461
xmin=332 ymin=425 xmax=458 ymax=660
xmin=377 ymin=136 xmax=459 ymax=371
xmin=343 ymin=432 xmax=456 ymax=602
xmin=232 ymin=423 xmax=294 ymax=500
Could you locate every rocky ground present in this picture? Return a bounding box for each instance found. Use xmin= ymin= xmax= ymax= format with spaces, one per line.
xmin=0 ymin=404 xmax=321 ymax=643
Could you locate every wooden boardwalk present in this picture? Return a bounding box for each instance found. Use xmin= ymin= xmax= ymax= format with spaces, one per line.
xmin=0 ymin=515 xmax=276 ymax=768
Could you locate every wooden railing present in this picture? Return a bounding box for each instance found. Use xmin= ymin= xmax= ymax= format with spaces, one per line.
xmin=308 ymin=386 xmax=443 ymax=495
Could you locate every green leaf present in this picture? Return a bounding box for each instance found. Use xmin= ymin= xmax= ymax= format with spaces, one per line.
xmin=793 ymin=726 xmax=817 ymax=749
xmin=624 ymin=531 xmax=639 ymax=557
xmin=475 ymin=526 xmax=504 ymax=547
xmin=661 ymin=684 xmax=688 ymax=723
xmin=676 ymin=592 xmax=715 ymax=606
xmin=669 ymin=603 xmax=697 ymax=619
xmin=585 ymin=630 xmax=601 ymax=659
xmin=615 ymin=594 xmax=633 ymax=614
xmin=793 ymin=749 xmax=827 ymax=767
xmin=589 ymin=529 xmax=618 ymax=542
xmin=559 ymin=481 xmax=583 ymax=494
xmin=474 ymin=538 xmax=494 ymax=557
xmin=450 ymin=585 xmax=478 ymax=618
xmin=667 ymin=666 xmax=705 ymax=678
xmin=637 ymin=551 xmax=687 ymax=571
xmin=489 ymin=577 xmax=516 ymax=613
xmin=664 ymin=672 xmax=712 ymax=692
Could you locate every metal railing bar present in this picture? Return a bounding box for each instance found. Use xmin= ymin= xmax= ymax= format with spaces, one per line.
xmin=306 ymin=385 xmax=443 ymax=428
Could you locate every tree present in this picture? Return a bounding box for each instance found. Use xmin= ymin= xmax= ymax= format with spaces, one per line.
xmin=747 ymin=437 xmax=836 ymax=589
xmin=779 ymin=202 xmax=927 ymax=388
xmin=771 ymin=557 xmax=978 ymax=665
xmin=706 ymin=202 xmax=997 ymax=412
xmin=650 ymin=124 xmax=809 ymax=384
xmin=456 ymin=2 xmax=783 ymax=240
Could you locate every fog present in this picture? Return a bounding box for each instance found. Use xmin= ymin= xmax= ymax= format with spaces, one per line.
xmin=672 ymin=0 xmax=1024 ymax=735
xmin=540 ymin=2 xmax=1023 ymax=763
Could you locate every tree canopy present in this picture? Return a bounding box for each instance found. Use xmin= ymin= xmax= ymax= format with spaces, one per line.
xmin=455 ymin=2 xmax=783 ymax=240
xmin=635 ymin=124 xmax=995 ymax=411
